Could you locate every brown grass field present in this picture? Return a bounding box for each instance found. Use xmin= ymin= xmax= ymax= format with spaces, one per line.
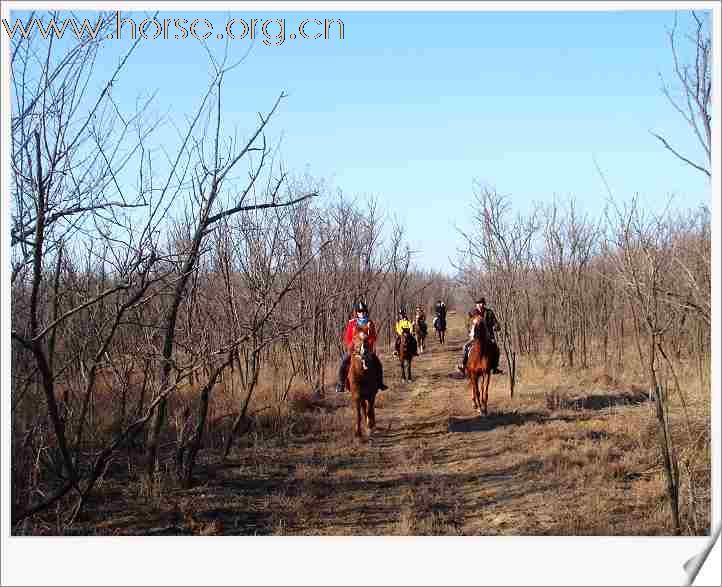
xmin=40 ymin=314 xmax=709 ymax=537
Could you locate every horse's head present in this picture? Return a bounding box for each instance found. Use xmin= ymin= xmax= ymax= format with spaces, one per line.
xmin=471 ymin=315 xmax=489 ymax=341
xmin=353 ymin=323 xmax=372 ymax=367
xmin=401 ymin=326 xmax=412 ymax=339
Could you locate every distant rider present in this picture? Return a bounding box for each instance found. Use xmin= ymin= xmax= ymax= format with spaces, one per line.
xmin=433 ymin=299 xmax=447 ymax=330
xmin=393 ymin=308 xmax=417 ymax=356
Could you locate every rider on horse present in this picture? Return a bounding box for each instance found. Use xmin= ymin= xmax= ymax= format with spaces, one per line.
xmin=414 ymin=306 xmax=428 ymax=334
xmin=457 ymin=297 xmax=504 ymax=375
xmin=393 ymin=308 xmax=417 ymax=356
xmin=336 ymin=302 xmax=388 ymax=393
xmin=433 ymin=299 xmax=447 ymax=329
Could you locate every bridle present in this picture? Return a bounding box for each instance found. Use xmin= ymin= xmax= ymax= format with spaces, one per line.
xmin=354 ymin=329 xmax=371 ymax=370
xmin=472 ymin=315 xmax=488 ymax=340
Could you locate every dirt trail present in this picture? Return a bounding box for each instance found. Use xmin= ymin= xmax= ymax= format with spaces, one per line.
xmin=79 ymin=316 xmax=669 ymax=536
xmin=211 ymin=322 xmax=551 ymax=534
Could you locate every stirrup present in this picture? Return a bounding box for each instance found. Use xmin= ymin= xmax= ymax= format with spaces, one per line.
xmin=335 ymin=383 xmax=345 ymax=393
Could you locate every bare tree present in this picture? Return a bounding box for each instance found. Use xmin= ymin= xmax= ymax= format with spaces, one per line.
xmin=143 ymin=50 xmax=317 ymax=475
xmin=457 ymin=185 xmax=539 ymax=396
xmin=652 ymin=11 xmax=712 ymax=178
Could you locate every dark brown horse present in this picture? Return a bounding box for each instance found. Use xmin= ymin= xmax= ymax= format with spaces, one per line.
xmin=398 ymin=327 xmax=416 ymax=381
xmin=347 ymin=323 xmax=379 ymax=438
xmin=466 ymin=315 xmax=499 ymax=415
xmin=433 ymin=314 xmax=446 ymax=344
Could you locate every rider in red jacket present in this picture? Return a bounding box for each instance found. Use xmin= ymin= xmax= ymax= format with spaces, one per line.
xmin=343 ymin=314 xmax=378 ymax=350
xmin=336 ymin=302 xmax=388 ymax=393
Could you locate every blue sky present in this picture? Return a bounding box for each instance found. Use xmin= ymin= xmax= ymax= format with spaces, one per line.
xmin=11 ymin=9 xmax=712 ymax=270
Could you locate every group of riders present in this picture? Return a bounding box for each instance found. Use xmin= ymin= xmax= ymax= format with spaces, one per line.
xmin=335 ymin=297 xmax=503 ymax=393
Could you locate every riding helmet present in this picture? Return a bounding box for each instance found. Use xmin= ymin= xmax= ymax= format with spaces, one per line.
xmin=356 ymin=302 xmax=368 ymax=313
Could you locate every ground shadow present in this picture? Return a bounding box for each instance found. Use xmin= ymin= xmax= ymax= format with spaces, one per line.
xmin=550 ymin=389 xmax=650 ymax=412
xmin=448 ymin=410 xmax=583 ymax=433
xmin=447 ymin=371 xmax=466 ymax=380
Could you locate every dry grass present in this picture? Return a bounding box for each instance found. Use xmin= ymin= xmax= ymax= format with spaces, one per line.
xmin=16 ymin=315 xmax=710 ymax=537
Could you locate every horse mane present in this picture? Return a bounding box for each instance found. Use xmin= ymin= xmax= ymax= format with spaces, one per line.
xmin=472 ymin=316 xmax=490 ymax=345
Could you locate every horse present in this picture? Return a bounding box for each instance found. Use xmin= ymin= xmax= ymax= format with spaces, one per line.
xmin=466 ymin=315 xmax=499 ymax=416
xmin=397 ymin=327 xmax=416 ymax=382
xmin=413 ymin=314 xmax=428 ymax=354
xmin=347 ymin=322 xmax=380 ymax=439
xmin=433 ymin=314 xmax=446 ymax=344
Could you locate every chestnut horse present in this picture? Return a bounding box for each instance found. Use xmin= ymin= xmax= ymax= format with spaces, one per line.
xmin=398 ymin=327 xmax=416 ymax=381
xmin=347 ymin=323 xmax=380 ymax=438
xmin=413 ymin=313 xmax=428 ymax=354
xmin=466 ymin=315 xmax=499 ymax=415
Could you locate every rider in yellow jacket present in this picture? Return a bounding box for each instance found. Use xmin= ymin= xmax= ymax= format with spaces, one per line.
xmin=394 ymin=309 xmax=417 ymax=356
xmin=395 ymin=315 xmax=414 ymax=336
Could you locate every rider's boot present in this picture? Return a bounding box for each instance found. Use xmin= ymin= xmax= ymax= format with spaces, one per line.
xmin=337 ymin=355 xmax=350 ymax=393
xmin=457 ymin=342 xmax=470 ymax=374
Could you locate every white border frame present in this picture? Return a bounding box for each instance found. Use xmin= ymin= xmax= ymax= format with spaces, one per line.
xmin=1 ymin=2 xmax=719 ymax=585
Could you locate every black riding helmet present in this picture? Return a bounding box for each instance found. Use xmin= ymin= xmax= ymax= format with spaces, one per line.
xmin=356 ymin=302 xmax=369 ymax=314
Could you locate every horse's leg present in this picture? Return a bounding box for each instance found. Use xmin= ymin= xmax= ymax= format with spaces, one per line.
xmin=367 ymin=394 xmax=376 ymax=432
xmin=354 ymin=396 xmax=362 ymax=438
xmin=470 ymin=373 xmax=479 ymax=410
xmin=408 ymin=359 xmax=412 ymax=381
xmin=399 ymin=357 xmax=406 ymax=381
xmin=483 ymin=372 xmax=490 ymax=416
xmin=362 ymin=398 xmax=369 ymax=431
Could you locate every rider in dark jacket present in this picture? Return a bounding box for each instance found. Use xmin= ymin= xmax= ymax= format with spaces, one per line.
xmin=433 ymin=300 xmax=446 ymax=330
xmin=457 ymin=297 xmax=503 ymax=375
